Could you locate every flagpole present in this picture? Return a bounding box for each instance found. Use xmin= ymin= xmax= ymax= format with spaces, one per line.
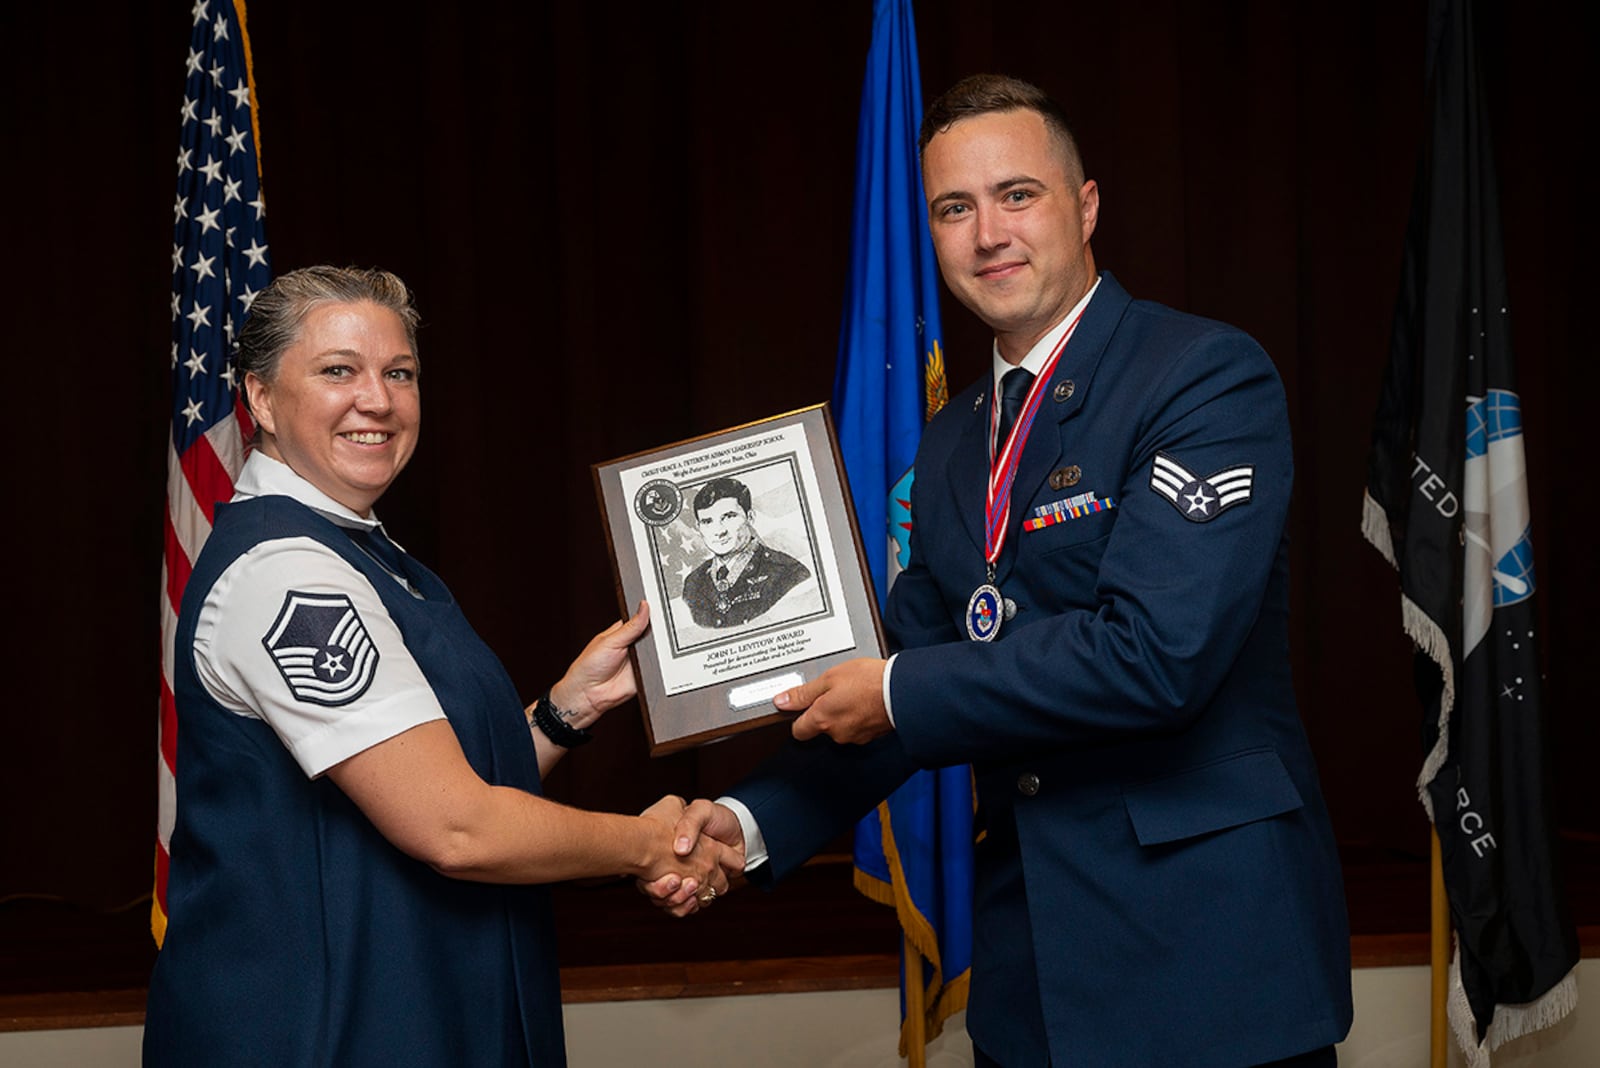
xmin=1430 ymin=830 xmax=1448 ymax=1068
xmin=904 ymin=935 xmax=927 ymax=1068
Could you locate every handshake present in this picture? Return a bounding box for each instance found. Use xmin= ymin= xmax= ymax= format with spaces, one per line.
xmin=637 ymin=797 xmax=747 ymax=918
xmin=619 ymin=655 xmax=896 ymax=916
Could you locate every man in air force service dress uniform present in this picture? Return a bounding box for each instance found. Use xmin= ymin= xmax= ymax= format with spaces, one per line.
xmin=661 ymin=75 xmax=1353 ymax=1068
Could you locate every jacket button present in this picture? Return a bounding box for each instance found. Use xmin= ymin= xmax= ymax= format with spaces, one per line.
xmin=1016 ymin=772 xmax=1041 ymax=797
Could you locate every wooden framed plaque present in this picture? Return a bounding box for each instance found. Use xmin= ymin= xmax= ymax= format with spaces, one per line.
xmin=593 ymin=404 xmax=885 ymax=755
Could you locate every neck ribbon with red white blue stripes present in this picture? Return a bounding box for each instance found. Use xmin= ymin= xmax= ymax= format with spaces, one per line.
xmin=984 ymin=306 xmax=1087 ymax=567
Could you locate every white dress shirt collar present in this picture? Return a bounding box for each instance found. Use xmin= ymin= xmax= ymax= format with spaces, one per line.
xmin=232 ymin=450 xmax=386 ymax=535
xmin=991 ymin=275 xmax=1103 ymax=392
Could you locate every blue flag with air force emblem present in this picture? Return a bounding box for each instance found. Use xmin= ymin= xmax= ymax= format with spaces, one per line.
xmin=263 ymin=591 xmax=380 ymax=706
xmin=1148 ymin=451 xmax=1254 ymax=522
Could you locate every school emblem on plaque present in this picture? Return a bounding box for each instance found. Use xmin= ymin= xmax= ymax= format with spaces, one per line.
xmin=634 ymin=479 xmax=683 ymax=527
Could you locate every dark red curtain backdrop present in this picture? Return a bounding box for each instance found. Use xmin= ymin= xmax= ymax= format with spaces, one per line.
xmin=4 ymin=0 xmax=1593 ymax=978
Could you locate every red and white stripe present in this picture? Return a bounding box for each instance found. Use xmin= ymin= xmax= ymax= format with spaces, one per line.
xmin=155 ymin=399 xmax=252 ymax=935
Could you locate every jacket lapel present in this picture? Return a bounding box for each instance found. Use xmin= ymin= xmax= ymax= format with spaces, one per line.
xmin=948 ymin=384 xmax=993 ymax=558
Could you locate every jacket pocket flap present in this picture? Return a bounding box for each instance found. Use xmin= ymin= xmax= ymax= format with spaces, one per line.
xmin=1123 ymin=748 xmax=1304 ymax=846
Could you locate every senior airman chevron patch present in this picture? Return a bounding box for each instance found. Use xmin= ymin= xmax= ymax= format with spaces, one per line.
xmin=1149 ymin=452 xmax=1254 ymax=523
xmin=262 ymin=591 xmax=380 ymax=706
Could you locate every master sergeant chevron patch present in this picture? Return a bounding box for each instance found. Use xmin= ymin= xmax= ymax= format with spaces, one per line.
xmin=262 ymin=591 xmax=381 ymax=706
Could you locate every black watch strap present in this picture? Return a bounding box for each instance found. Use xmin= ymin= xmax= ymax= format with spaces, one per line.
xmin=533 ymin=688 xmax=593 ymax=748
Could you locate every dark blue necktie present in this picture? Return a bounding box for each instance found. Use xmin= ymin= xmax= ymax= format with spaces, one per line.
xmin=347 ymin=526 xmax=409 ymax=582
xmin=996 ymin=367 xmax=1035 ymax=450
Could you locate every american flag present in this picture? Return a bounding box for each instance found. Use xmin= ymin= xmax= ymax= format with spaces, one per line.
xmin=156 ymin=0 xmax=271 ymax=945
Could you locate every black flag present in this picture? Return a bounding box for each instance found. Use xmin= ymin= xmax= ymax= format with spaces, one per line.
xmin=1363 ymin=0 xmax=1577 ymax=1062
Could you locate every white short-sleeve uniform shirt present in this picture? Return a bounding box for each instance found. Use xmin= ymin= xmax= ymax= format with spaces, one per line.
xmin=192 ymin=451 xmax=446 ymax=778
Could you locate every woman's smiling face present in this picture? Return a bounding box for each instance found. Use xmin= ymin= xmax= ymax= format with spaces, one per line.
xmin=245 ymin=299 xmax=420 ymax=516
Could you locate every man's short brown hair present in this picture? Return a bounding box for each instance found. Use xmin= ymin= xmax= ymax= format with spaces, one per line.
xmin=919 ymin=74 xmax=1084 ymax=183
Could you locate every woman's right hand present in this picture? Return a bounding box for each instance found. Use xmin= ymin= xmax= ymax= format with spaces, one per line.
xmin=638 ymin=795 xmax=744 ymax=917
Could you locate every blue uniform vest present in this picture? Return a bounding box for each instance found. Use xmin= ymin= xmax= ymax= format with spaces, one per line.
xmin=145 ymin=495 xmax=565 ymax=1066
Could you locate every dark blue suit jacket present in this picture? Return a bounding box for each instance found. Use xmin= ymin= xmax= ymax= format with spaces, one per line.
xmin=732 ymin=274 xmax=1352 ymax=1066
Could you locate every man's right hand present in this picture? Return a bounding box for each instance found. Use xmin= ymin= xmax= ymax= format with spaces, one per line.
xmin=637 ymin=799 xmax=745 ymax=917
